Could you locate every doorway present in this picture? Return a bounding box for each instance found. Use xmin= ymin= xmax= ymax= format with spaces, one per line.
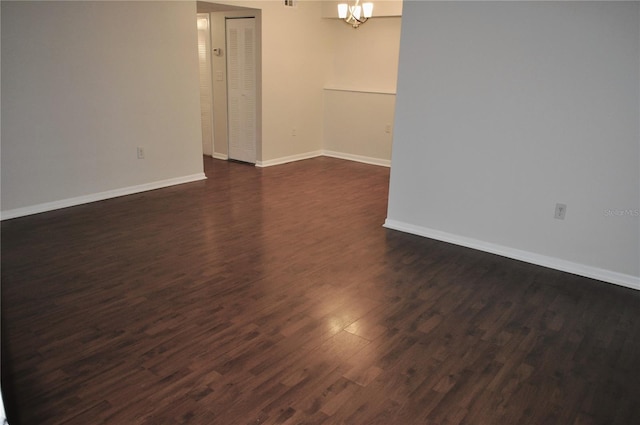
xmin=197 ymin=13 xmax=214 ymax=157
xmin=195 ymin=3 xmax=262 ymax=165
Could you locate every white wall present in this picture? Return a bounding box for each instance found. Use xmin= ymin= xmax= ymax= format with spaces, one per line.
xmin=323 ymin=89 xmax=395 ymax=165
xmin=209 ymin=0 xmax=401 ymax=166
xmin=386 ymin=1 xmax=640 ymax=289
xmin=210 ymin=0 xmax=329 ymax=164
xmin=1 ymin=1 xmax=205 ymax=217
xmin=324 ymin=16 xmax=401 ymax=94
xmin=322 ymin=14 xmax=401 ymax=165
xmin=259 ymin=0 xmax=329 ymax=162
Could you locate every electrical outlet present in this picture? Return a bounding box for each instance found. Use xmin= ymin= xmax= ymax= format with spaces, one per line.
xmin=385 ymin=124 xmax=392 ymax=134
xmin=554 ymin=203 xmax=566 ymax=220
xmin=137 ymin=147 xmax=145 ymax=159
xmin=291 ymin=128 xmax=297 ymax=137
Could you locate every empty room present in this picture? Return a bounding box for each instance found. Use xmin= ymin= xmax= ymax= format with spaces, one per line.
xmin=1 ymin=1 xmax=639 ymax=424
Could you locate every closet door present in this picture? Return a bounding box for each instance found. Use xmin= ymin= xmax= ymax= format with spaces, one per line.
xmin=226 ymin=18 xmax=256 ymax=164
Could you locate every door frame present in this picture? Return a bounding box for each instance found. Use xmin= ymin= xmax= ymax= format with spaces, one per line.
xmin=196 ymin=13 xmax=215 ymax=157
xmin=198 ymin=5 xmax=262 ymax=164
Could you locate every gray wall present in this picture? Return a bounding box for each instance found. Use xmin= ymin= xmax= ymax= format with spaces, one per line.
xmin=1 ymin=1 xmax=205 ymax=215
xmin=386 ymin=1 xmax=640 ymax=288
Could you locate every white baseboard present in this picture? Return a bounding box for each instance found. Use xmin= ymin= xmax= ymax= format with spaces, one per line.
xmin=255 ymin=150 xmax=390 ymax=168
xmin=211 ymin=152 xmax=228 ymax=161
xmin=1 ymin=173 xmax=207 ymax=221
xmin=322 ymin=150 xmax=391 ymax=167
xmin=256 ymin=150 xmax=323 ymax=167
xmin=383 ymin=219 xmax=640 ymax=292
xmin=2 ymin=152 xmax=386 ymax=219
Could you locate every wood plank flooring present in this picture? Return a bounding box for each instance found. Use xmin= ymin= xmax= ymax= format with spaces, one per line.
xmin=2 ymin=156 xmax=639 ymax=425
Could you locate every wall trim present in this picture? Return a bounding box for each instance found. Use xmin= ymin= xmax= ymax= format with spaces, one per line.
xmin=257 ymin=150 xmax=390 ymax=168
xmin=323 ymin=150 xmax=391 ymax=167
xmin=323 ymin=86 xmax=396 ymax=96
xmin=256 ymin=150 xmax=323 ymax=167
xmin=1 ymin=173 xmax=207 ymax=221
xmin=211 ymin=152 xmax=228 ymax=161
xmin=383 ymin=218 xmax=640 ymax=292
xmin=3 ymin=151 xmax=389 ymax=219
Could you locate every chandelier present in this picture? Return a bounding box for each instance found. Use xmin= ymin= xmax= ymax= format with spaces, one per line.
xmin=338 ymin=0 xmax=373 ymax=29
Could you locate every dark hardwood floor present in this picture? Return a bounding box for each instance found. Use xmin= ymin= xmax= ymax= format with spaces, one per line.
xmin=2 ymin=156 xmax=639 ymax=425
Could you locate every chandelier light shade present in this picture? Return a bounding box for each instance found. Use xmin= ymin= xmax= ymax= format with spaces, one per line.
xmin=338 ymin=0 xmax=373 ymax=28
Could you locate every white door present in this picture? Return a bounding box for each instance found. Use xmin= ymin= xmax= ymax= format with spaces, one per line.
xmin=226 ymin=18 xmax=256 ymax=164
